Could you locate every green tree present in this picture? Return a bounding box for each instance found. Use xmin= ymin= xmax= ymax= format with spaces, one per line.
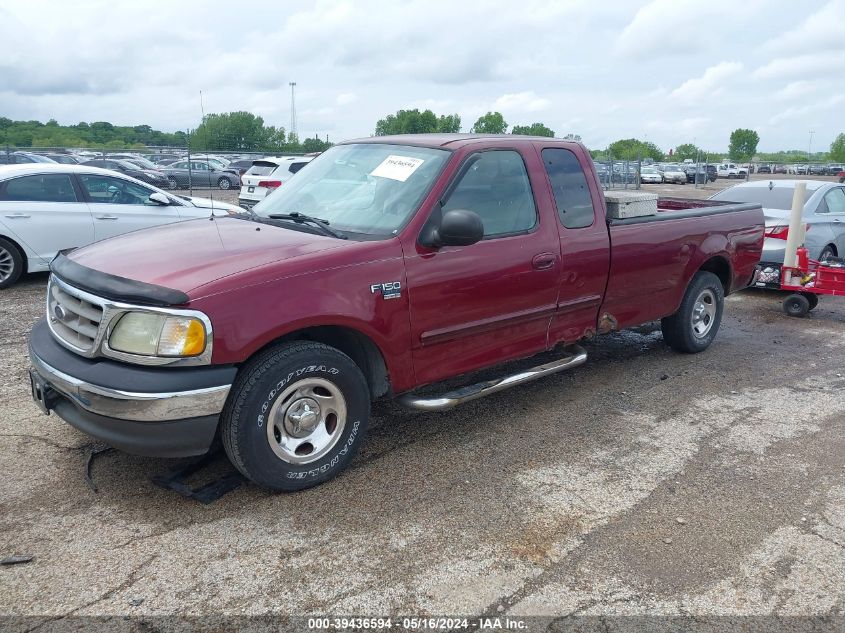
xmin=374 ymin=109 xmax=460 ymax=135
xmin=673 ymin=143 xmax=702 ymax=161
xmin=728 ymin=128 xmax=760 ymax=161
xmin=607 ymin=138 xmax=664 ymax=161
xmin=193 ymin=111 xmax=279 ymax=151
xmin=437 ymin=114 xmax=461 ymax=133
xmin=829 ymin=133 xmax=845 ymax=162
xmin=471 ymin=111 xmax=508 ymax=134
xmin=511 ymin=122 xmax=554 ymax=137
xmin=302 ymin=136 xmax=333 ymax=153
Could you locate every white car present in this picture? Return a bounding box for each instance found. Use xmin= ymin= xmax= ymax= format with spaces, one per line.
xmin=238 ymin=156 xmax=313 ymax=208
xmin=0 ymin=164 xmax=244 ymax=288
xmin=660 ymin=164 xmax=687 ymax=184
xmin=640 ymin=167 xmax=664 ymax=184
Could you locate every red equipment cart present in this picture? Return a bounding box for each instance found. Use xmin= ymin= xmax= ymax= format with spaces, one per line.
xmin=780 ymin=246 xmax=845 ymax=316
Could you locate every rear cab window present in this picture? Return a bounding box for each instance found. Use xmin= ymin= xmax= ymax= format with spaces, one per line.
xmin=541 ymin=148 xmax=596 ymax=229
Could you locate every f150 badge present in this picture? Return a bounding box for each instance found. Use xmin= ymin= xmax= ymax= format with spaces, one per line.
xmin=371 ymin=281 xmax=402 ymax=300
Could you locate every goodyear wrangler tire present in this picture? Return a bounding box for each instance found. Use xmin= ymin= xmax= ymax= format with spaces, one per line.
xmin=221 ymin=341 xmax=370 ymax=491
xmin=661 ymin=271 xmax=724 ymax=354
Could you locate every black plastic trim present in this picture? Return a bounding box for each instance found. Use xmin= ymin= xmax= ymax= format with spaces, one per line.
xmin=50 ymin=253 xmax=190 ymax=307
xmin=51 ymin=397 xmax=218 ymax=458
xmin=30 ymin=319 xmax=236 ymax=392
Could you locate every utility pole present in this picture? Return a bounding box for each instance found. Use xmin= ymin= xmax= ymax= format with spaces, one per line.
xmin=289 ymin=82 xmax=297 ymax=143
xmin=808 ymin=129 xmax=815 ymax=162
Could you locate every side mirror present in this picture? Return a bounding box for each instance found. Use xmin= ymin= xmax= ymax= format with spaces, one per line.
xmin=421 ymin=208 xmax=484 ymax=248
xmin=149 ymin=192 xmax=170 ymax=206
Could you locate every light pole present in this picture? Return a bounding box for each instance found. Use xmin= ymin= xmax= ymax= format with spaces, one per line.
xmin=808 ymin=129 xmax=815 ymax=163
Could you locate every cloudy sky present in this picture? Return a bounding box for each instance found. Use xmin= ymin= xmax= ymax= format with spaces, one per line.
xmin=0 ymin=0 xmax=842 ymax=153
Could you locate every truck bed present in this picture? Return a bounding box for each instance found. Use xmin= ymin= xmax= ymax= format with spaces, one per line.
xmin=602 ymin=197 xmax=765 ymax=330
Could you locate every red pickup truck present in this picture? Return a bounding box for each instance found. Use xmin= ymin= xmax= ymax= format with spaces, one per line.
xmin=28 ymin=135 xmax=764 ymax=491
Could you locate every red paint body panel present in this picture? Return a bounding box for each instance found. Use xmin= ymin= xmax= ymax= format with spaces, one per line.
xmin=64 ymin=135 xmax=764 ymax=396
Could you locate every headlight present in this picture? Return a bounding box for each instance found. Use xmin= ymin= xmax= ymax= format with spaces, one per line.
xmin=109 ymin=312 xmax=207 ymax=357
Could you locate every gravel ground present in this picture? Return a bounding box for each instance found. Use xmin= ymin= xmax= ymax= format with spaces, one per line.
xmin=1 ymin=181 xmax=844 ymax=627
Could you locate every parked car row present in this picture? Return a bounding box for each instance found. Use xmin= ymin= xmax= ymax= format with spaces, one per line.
xmin=749 ymin=163 xmax=844 ymax=176
xmin=0 ymin=164 xmax=246 ymax=288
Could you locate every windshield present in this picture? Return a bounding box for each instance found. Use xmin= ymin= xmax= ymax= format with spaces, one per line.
xmin=253 ymin=143 xmax=450 ymax=237
xmin=710 ymin=185 xmax=813 ymax=210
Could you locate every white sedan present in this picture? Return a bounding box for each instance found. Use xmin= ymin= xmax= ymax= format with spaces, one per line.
xmin=0 ymin=163 xmax=245 ymax=288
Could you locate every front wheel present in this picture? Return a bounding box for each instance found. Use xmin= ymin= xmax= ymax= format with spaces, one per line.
xmin=221 ymin=341 xmax=370 ymax=491
xmin=661 ymin=271 xmax=724 ymax=353
xmin=167 ymin=177 xmax=179 ymax=189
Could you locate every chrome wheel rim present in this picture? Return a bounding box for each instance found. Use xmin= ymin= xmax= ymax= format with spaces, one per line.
xmin=0 ymin=246 xmax=14 ymax=282
xmin=266 ymin=377 xmax=347 ymax=464
xmin=219 ymin=178 xmax=230 ymax=189
xmin=168 ymin=178 xmax=178 ymax=189
xmin=691 ymin=289 xmax=717 ymax=338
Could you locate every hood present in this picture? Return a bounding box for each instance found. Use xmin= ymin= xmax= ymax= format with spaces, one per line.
xmin=182 ymin=195 xmax=244 ymax=214
xmin=67 ymin=216 xmax=349 ymax=295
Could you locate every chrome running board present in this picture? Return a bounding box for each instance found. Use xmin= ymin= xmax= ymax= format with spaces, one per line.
xmin=397 ymin=345 xmax=588 ymax=412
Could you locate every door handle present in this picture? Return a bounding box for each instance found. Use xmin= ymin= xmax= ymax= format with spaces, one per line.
xmin=95 ymin=215 xmax=119 ymax=220
xmin=4 ymin=213 xmax=30 ymax=219
xmin=532 ymin=253 xmax=557 ymax=270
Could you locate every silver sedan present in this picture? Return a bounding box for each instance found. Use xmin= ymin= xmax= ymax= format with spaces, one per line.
xmin=709 ymin=180 xmax=845 ymax=282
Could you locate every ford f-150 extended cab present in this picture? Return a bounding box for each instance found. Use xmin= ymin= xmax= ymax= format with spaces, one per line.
xmin=28 ymin=135 xmax=764 ymax=491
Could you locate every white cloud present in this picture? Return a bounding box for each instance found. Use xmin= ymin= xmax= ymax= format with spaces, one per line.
xmin=336 ymin=92 xmax=358 ymax=106
xmin=761 ymin=1 xmax=845 ymax=56
xmin=752 ymin=54 xmax=836 ymax=80
xmin=774 ymin=80 xmax=822 ymax=102
xmin=492 ymin=91 xmax=550 ymax=113
xmin=669 ymin=62 xmax=744 ymax=103
xmin=768 ymin=94 xmax=845 ymax=125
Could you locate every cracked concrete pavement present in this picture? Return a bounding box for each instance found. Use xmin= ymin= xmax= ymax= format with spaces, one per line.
xmin=1 ymin=270 xmax=844 ymax=624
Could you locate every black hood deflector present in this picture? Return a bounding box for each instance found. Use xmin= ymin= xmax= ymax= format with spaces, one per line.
xmin=51 ymin=254 xmax=190 ymax=307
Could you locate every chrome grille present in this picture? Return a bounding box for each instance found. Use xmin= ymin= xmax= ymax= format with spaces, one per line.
xmin=47 ymin=277 xmax=105 ymax=353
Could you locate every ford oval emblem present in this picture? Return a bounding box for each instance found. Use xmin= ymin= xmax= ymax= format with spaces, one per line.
xmin=53 ymin=304 xmax=67 ymax=322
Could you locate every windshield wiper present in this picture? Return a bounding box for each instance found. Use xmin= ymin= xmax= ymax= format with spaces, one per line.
xmin=267 ymin=212 xmax=347 ymax=240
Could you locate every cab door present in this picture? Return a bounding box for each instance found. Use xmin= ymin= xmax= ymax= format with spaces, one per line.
xmin=402 ymin=148 xmax=562 ymax=386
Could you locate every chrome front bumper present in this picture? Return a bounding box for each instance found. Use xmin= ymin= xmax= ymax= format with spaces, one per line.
xmin=29 ymin=351 xmax=231 ymax=422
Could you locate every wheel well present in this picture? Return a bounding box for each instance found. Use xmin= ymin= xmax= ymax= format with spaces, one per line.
xmin=269 ymin=326 xmax=390 ymax=400
xmin=698 ymin=256 xmax=731 ymax=294
xmin=0 ymin=235 xmax=28 ymax=274
xmin=823 ymin=244 xmax=837 ymax=256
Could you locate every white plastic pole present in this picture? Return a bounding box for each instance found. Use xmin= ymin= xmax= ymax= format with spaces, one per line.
xmin=782 ymin=181 xmax=806 ymax=270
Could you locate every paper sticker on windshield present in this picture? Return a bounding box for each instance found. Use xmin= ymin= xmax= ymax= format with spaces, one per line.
xmin=369 ymin=155 xmax=424 ymax=182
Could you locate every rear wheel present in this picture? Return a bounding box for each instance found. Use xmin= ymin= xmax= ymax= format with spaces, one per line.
xmin=221 ymin=341 xmax=370 ymax=491
xmin=218 ymin=177 xmax=232 ymax=190
xmin=0 ymin=237 xmax=24 ymax=289
xmin=819 ymin=245 xmax=836 ymax=262
xmin=167 ymin=177 xmax=178 ymax=189
xmin=783 ymin=294 xmax=810 ymax=317
xmin=661 ymin=271 xmax=724 ymax=353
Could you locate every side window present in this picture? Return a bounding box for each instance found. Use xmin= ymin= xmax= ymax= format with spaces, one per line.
xmin=441 ymin=150 xmax=537 ymax=238
xmin=173 ymin=161 xmax=188 ymax=169
xmin=2 ymin=174 xmax=78 ymax=203
xmin=542 ymin=148 xmax=595 ymax=229
xmin=80 ymin=175 xmax=154 ymax=205
xmin=824 ymin=188 xmax=845 ymax=214
xmin=289 ymin=161 xmax=308 ymax=174
xmin=192 ymin=162 xmax=209 ymax=171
